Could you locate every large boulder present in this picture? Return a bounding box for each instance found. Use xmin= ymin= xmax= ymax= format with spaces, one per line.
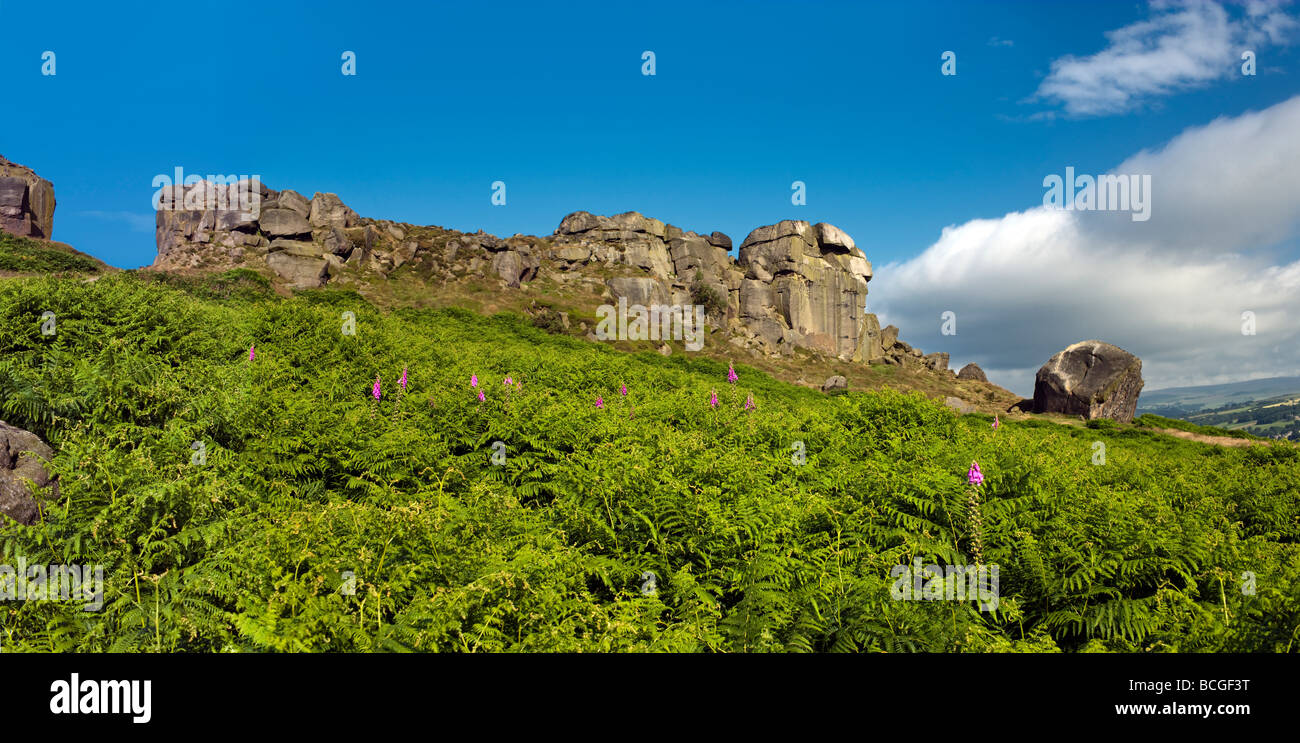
xmin=822 ymin=375 xmax=848 ymax=392
xmin=956 ymin=363 xmax=988 ymax=382
xmin=309 ymin=193 xmax=360 ymax=230
xmin=0 ymin=156 xmax=56 ymax=239
xmin=259 ymin=208 xmax=312 ymax=238
xmin=266 ymin=251 xmax=328 ymax=289
xmin=0 ymin=421 xmax=57 ymax=526
xmin=606 ymin=277 xmax=669 ymax=307
xmin=1032 ymin=340 xmax=1144 ymax=423
xmin=491 ymin=249 xmax=539 ymax=288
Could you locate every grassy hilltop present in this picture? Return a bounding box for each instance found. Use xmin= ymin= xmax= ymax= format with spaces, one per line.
xmin=1 ymin=269 xmax=1298 ymax=652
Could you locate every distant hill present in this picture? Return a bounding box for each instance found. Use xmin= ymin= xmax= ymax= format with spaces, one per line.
xmin=1139 ymin=376 xmax=1300 ymax=414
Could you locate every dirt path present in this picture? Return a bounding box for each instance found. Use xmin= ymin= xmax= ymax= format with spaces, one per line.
xmin=1153 ymin=428 xmax=1263 ymax=448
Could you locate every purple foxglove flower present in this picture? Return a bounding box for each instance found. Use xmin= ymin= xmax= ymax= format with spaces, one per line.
xmin=709 ymin=389 xmax=718 ymax=408
xmin=596 ymin=396 xmax=605 ymax=409
xmin=620 ymin=384 xmax=628 ymax=397
xmin=471 ymin=374 xmax=478 ymax=388
xmin=968 ymin=461 xmax=984 ymax=487
xmin=399 ymin=367 xmax=408 ymax=389
xmin=727 ymin=362 xmax=738 ymax=384
xmin=372 ymin=375 xmax=382 ymax=401
xmin=477 ymin=390 xmax=485 ymax=402
xmin=248 ymin=344 xmax=255 ymax=362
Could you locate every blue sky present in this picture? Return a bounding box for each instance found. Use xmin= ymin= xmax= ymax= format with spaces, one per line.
xmin=3 ymin=0 xmax=1299 ymax=394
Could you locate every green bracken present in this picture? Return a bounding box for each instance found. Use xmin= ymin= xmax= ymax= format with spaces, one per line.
xmin=0 ymin=272 xmax=1297 ymax=652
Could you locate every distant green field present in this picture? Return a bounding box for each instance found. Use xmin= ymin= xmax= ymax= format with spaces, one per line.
xmin=1 ymin=272 xmax=1298 ymax=652
xmin=1133 ymin=413 xmax=1258 ymax=440
xmin=1140 ymin=377 xmax=1300 ymax=416
xmin=1144 ymin=395 xmax=1300 ymax=441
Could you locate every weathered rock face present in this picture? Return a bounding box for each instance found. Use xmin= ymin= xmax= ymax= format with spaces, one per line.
xmin=552 ymin=212 xmax=883 ymax=361
xmin=737 ymin=221 xmax=874 ymax=360
xmin=922 ymin=352 xmax=950 ymax=373
xmin=553 ymin=210 xmax=742 ymax=323
xmin=152 ymin=180 xmax=543 ymax=293
xmin=1032 ymin=340 xmax=1144 ymax=422
xmin=0 ymin=421 xmax=57 ymax=526
xmin=859 ymin=313 xmax=885 ymax=362
xmin=148 ymin=182 xmax=942 ymax=366
xmin=0 ymin=156 xmax=56 ymax=239
xmin=956 ymin=363 xmax=988 ymax=382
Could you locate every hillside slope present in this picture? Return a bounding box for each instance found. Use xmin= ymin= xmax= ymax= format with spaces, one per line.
xmin=0 ymin=230 xmax=113 ymax=277
xmin=1 ymin=272 xmax=1297 ymax=652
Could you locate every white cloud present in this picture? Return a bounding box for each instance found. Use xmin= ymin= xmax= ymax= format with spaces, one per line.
xmin=1035 ymin=0 xmax=1298 ymax=116
xmin=870 ymin=94 xmax=1300 ymax=397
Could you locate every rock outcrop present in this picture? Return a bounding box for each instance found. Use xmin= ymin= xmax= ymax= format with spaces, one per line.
xmin=956 ymin=363 xmax=988 ymax=382
xmin=551 ymin=213 xmax=883 ymax=361
xmin=552 ymin=210 xmax=742 ymax=326
xmin=1032 ymin=340 xmax=1144 ymax=423
xmin=148 ymin=180 xmax=972 ymax=368
xmin=922 ymin=352 xmax=950 ymax=373
xmin=0 ymin=421 xmax=57 ymax=526
xmin=736 ymin=221 xmax=874 ymax=359
xmin=0 ymin=156 xmax=56 ymax=239
xmin=154 ymin=180 xmax=353 ymax=288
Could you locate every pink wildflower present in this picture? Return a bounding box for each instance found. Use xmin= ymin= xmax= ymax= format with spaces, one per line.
xmin=727 ymin=362 xmax=738 ymax=384
xmin=399 ymin=367 xmax=408 ymax=390
xmin=476 ymin=390 xmax=485 ymax=403
xmin=471 ymin=374 xmax=478 ymax=388
xmin=248 ymin=344 xmax=255 ymax=362
xmin=620 ymin=383 xmax=628 ymax=397
xmin=709 ymin=389 xmax=718 ymax=408
xmin=968 ymin=461 xmax=984 ymax=487
xmin=372 ymin=375 xmax=382 ymax=401
xmin=596 ymin=395 xmax=605 ymax=409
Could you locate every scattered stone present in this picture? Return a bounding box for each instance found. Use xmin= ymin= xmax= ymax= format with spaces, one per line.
xmin=944 ymin=396 xmax=976 ymax=414
xmin=822 ymin=375 xmax=848 ymax=392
